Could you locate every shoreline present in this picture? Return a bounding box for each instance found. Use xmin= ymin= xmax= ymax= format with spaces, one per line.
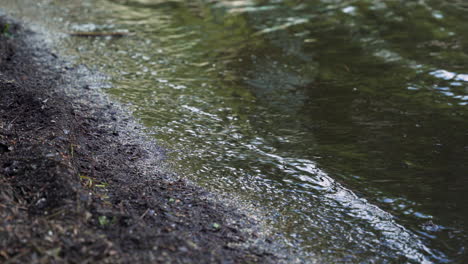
xmin=0 ymin=16 xmax=297 ymax=263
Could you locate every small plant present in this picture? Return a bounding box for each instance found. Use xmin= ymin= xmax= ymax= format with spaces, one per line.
xmin=80 ymin=175 xmax=94 ymax=188
xmin=98 ymin=215 xmax=117 ymax=227
xmin=1 ymin=23 xmax=12 ymax=38
xmin=80 ymin=175 xmax=108 ymax=189
xmin=98 ymin=216 xmax=109 ymax=226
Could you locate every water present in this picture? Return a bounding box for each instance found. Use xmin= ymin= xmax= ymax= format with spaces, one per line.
xmin=3 ymin=0 xmax=468 ymax=262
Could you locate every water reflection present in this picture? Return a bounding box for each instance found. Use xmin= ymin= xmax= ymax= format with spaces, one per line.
xmin=3 ymin=0 xmax=467 ymax=262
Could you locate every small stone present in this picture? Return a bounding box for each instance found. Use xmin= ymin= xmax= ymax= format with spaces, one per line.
xmin=178 ymin=246 xmax=188 ymax=253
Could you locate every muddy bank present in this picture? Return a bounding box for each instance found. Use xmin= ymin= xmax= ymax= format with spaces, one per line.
xmin=0 ymin=16 xmax=294 ymax=263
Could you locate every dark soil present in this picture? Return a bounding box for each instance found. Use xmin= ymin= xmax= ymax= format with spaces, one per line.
xmin=0 ymin=17 xmax=284 ymax=263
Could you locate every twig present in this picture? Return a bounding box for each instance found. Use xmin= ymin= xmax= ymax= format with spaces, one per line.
xmin=139 ymin=208 xmax=150 ymax=220
xmin=5 ymin=249 xmax=30 ymax=264
xmin=7 ymin=116 xmax=19 ymax=130
xmin=68 ymin=31 xmax=131 ymax=37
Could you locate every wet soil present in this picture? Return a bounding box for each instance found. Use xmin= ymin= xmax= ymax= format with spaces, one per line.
xmin=0 ymin=16 xmax=285 ymax=263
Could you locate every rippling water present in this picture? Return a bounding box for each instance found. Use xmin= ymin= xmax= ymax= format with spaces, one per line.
xmin=3 ymin=0 xmax=468 ymax=262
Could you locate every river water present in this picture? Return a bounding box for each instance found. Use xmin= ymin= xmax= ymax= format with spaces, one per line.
xmin=3 ymin=0 xmax=468 ymax=262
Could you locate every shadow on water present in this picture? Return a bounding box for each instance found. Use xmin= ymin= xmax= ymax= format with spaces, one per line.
xmin=3 ymin=0 xmax=467 ymax=262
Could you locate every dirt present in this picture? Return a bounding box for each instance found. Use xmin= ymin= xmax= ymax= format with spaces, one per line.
xmin=0 ymin=16 xmax=290 ymax=264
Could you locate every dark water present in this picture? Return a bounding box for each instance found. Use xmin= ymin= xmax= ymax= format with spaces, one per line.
xmin=3 ymin=0 xmax=468 ymax=262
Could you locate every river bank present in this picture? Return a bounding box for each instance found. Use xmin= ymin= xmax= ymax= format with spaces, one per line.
xmin=0 ymin=16 xmax=292 ymax=263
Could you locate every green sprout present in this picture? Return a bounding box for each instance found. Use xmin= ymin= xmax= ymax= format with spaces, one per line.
xmin=2 ymin=23 xmax=12 ymax=37
xmin=98 ymin=216 xmax=109 ymax=226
